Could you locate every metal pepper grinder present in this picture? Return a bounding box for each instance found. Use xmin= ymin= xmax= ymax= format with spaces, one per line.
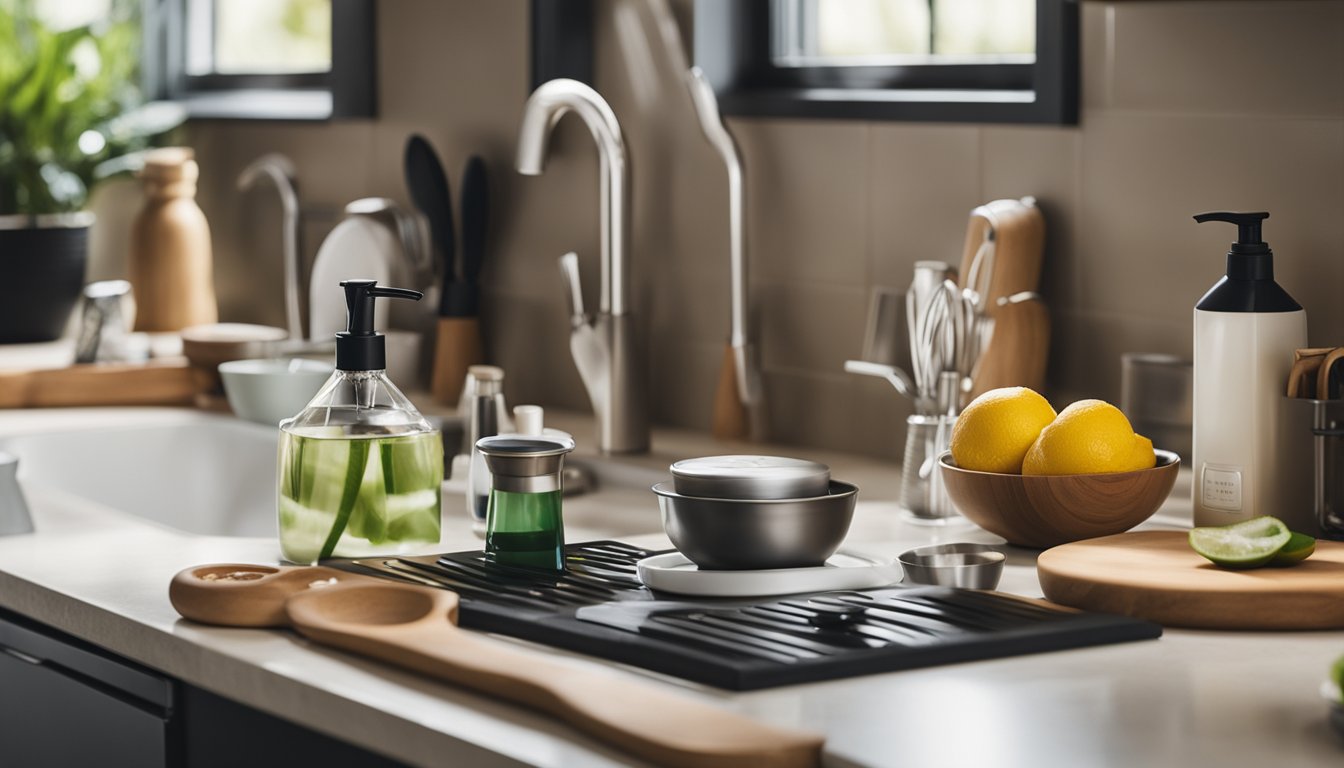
xmin=477 ymin=435 xmax=575 ymax=571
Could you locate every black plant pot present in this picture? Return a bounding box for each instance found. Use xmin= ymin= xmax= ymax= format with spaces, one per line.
xmin=0 ymin=214 xmax=93 ymax=344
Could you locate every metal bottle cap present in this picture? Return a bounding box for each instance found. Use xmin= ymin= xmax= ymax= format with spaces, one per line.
xmin=477 ymin=435 xmax=576 ymax=493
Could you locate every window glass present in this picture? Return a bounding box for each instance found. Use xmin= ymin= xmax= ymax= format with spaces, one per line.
xmin=187 ymin=0 xmax=331 ymax=76
xmin=777 ymin=0 xmax=1035 ymax=64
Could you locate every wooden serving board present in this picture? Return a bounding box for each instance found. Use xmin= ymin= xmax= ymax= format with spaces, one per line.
xmin=0 ymin=358 xmax=198 ymax=409
xmin=1037 ymin=531 xmax=1344 ymax=630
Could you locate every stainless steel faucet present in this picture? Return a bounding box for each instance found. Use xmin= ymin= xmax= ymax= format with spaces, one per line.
xmin=238 ymin=154 xmax=303 ymax=340
xmin=516 ymin=78 xmax=649 ymax=454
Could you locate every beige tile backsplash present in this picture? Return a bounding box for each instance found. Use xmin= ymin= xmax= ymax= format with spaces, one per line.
xmin=1108 ymin=1 xmax=1344 ymax=118
xmin=94 ymin=0 xmax=1343 ymax=461
xmin=868 ymin=123 xmax=982 ymax=289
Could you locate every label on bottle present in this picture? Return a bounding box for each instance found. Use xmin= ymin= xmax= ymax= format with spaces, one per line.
xmin=1201 ymin=464 xmax=1243 ymax=512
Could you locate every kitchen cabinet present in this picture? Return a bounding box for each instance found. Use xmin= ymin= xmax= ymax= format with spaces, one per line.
xmin=0 ymin=609 xmax=178 ymax=767
xmin=182 ymin=686 xmax=407 ymax=768
xmin=0 ymin=609 xmax=407 ymax=768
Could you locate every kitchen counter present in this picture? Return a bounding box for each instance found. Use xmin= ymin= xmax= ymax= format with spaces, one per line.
xmin=0 ymin=406 xmax=1341 ymax=767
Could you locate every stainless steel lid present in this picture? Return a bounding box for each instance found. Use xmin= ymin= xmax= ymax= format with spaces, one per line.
xmin=477 ymin=435 xmax=575 ymax=493
xmin=669 ymin=455 xmax=831 ymax=500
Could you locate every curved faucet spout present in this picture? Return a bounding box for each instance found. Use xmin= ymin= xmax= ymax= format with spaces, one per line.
xmin=515 ymin=79 xmax=647 ymax=454
xmin=515 ymin=79 xmax=629 ymax=317
xmin=238 ymin=154 xmax=303 ymax=340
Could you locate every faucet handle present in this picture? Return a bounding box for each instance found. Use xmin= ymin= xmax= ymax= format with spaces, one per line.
xmin=558 ymin=252 xmax=588 ymax=327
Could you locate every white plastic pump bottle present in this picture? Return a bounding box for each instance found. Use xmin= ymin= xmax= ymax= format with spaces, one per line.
xmin=1192 ymin=212 xmax=1306 ymax=528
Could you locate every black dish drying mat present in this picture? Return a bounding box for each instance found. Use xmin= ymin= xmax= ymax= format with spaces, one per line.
xmin=331 ymin=540 xmax=1161 ymax=691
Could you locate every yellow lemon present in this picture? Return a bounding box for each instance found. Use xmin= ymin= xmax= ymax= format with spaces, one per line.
xmin=1022 ymin=399 xmax=1149 ymax=475
xmin=1123 ymin=434 xmax=1157 ymax=472
xmin=949 ymin=387 xmax=1057 ymax=474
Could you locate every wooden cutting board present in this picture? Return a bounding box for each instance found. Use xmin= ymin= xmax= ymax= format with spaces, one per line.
xmin=1037 ymin=531 xmax=1344 ymax=630
xmin=0 ymin=358 xmax=198 ymax=409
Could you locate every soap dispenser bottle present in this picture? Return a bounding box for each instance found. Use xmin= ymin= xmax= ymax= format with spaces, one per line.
xmin=1192 ymin=212 xmax=1306 ymax=528
xmin=277 ymin=280 xmax=443 ymax=565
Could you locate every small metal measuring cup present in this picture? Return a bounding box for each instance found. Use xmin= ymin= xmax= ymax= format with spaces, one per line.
xmin=899 ymin=543 xmax=1004 ymax=589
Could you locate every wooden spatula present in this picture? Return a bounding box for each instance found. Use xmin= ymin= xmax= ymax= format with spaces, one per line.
xmin=169 ymin=564 xmax=824 ymax=768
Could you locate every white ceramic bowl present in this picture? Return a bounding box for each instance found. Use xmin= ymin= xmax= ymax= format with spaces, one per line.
xmin=218 ymin=358 xmax=333 ymax=427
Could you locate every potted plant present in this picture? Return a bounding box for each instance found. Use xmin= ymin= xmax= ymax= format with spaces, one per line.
xmin=0 ymin=0 xmax=182 ymax=343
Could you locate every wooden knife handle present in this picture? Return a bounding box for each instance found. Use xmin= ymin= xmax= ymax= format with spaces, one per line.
xmin=287 ymin=586 xmax=823 ymax=768
xmin=711 ymin=345 xmax=749 ymax=441
xmin=430 ymin=317 xmax=483 ymax=405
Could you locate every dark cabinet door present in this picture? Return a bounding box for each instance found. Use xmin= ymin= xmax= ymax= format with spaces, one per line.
xmin=0 ymin=647 xmax=171 ymax=767
xmin=0 ymin=610 xmax=176 ymax=768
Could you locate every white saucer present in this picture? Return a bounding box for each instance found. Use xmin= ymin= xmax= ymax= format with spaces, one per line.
xmin=636 ymin=550 xmax=902 ymax=598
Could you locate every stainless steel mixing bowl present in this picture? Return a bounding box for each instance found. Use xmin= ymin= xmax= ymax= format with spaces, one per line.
xmin=652 ymin=481 xmax=858 ymax=570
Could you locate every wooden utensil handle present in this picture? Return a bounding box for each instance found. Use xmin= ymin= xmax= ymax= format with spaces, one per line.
xmin=711 ymin=345 xmax=749 ymax=441
xmin=294 ymin=612 xmax=823 ymax=767
xmin=1316 ymin=348 xmax=1344 ymax=402
xmin=431 ymin=316 xmax=484 ymax=405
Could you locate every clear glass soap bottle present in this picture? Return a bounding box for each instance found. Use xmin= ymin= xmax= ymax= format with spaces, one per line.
xmin=277 ymin=280 xmax=443 ymax=564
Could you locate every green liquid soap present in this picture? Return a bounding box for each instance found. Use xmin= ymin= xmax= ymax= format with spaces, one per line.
xmin=278 ymin=430 xmax=442 ymax=565
xmin=485 ymin=489 xmax=565 ymax=571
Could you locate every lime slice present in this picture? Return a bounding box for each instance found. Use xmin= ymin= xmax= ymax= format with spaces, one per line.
xmin=1333 ymin=655 xmax=1344 ymax=704
xmin=1188 ymin=516 xmax=1293 ymax=569
xmin=1269 ymin=531 xmax=1316 ymax=567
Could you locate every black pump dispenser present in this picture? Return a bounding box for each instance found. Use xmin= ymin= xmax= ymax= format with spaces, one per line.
xmin=1193 ymin=211 xmax=1300 ymax=313
xmin=336 ymin=279 xmax=423 ymax=371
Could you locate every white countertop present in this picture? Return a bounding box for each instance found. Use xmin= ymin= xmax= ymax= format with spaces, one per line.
xmin=0 ymin=406 xmax=1341 ymax=768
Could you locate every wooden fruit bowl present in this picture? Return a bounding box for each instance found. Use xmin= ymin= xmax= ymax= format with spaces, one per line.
xmin=939 ymin=450 xmax=1180 ymax=548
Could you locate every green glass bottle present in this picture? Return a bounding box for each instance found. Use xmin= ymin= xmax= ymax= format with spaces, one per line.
xmin=477 ymin=435 xmax=575 ymax=571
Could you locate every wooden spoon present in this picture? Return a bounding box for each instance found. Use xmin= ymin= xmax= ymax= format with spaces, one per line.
xmin=169 ymin=564 xmax=824 ymax=768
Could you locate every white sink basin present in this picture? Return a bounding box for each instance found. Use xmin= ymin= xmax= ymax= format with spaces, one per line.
xmin=0 ymin=409 xmax=669 ymax=542
xmin=4 ymin=414 xmax=281 ymax=537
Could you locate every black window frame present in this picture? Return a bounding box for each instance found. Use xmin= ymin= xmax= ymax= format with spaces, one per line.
xmin=695 ymin=0 xmax=1078 ymax=124
xmin=142 ymin=0 xmax=376 ymax=121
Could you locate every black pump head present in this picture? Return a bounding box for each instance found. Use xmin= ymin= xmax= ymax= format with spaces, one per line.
xmin=1194 ymin=211 xmax=1270 ymax=253
xmin=1193 ymin=211 xmax=1274 ymax=280
xmin=336 ymin=279 xmax=423 ymax=371
xmin=1192 ymin=210 xmax=1300 ymax=313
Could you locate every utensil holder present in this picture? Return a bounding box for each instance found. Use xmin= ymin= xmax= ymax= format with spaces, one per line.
xmin=1281 ymin=397 xmax=1343 ymax=538
xmin=1121 ymin=353 xmax=1192 ymax=463
xmin=899 ymin=414 xmax=960 ymax=525
xmin=1303 ymin=399 xmax=1344 ymax=539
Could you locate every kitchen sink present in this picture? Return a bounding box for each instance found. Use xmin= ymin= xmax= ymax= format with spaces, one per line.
xmin=4 ymin=413 xmax=281 ymax=537
xmin=0 ymin=409 xmax=668 ymax=541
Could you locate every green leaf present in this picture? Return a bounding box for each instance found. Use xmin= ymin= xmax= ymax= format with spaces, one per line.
xmin=0 ymin=1 xmax=146 ymax=215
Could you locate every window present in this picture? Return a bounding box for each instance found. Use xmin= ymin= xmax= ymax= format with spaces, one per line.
xmin=184 ymin=0 xmax=331 ymax=79
xmin=774 ymin=0 xmax=1036 ymax=65
xmin=695 ymin=0 xmax=1077 ymax=124
xmin=144 ymin=0 xmax=375 ymax=120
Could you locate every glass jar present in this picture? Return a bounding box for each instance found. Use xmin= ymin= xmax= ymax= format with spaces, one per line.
xmin=278 ymin=369 xmax=443 ymax=564
xmin=477 ymin=435 xmax=575 ymax=571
